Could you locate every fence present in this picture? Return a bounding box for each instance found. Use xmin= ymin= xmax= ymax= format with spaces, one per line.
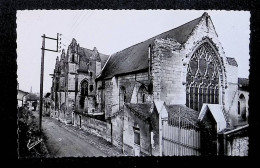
xmin=162 ymin=118 xmax=201 ymax=156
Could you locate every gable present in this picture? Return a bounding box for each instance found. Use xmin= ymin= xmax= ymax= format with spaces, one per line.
xmin=98 ymin=15 xmax=203 ymax=79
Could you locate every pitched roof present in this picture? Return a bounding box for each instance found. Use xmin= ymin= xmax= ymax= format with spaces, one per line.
xmin=198 ymin=104 xmax=226 ymax=132
xmin=77 ymin=47 xmax=110 ymax=72
xmin=79 ymin=47 xmax=110 ymax=67
xmin=165 ymin=104 xmax=199 ymax=125
xmin=125 ymin=103 xmax=153 ymax=120
xmin=99 ymin=15 xmax=203 ymax=79
xmin=226 ymin=57 xmax=238 ymax=67
xmin=26 ymin=93 xmax=39 ymax=101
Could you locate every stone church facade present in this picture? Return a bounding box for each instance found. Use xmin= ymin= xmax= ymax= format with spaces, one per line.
xmin=50 ymin=12 xmax=246 ymax=155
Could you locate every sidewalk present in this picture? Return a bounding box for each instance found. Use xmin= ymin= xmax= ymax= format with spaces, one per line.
xmin=48 ymin=116 xmax=125 ymax=157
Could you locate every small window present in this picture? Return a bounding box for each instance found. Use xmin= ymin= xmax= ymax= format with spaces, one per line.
xmin=142 ymin=94 xmax=145 ymax=103
xmin=134 ymin=127 xmax=140 ymax=145
xmin=90 ymin=72 xmax=93 ymax=78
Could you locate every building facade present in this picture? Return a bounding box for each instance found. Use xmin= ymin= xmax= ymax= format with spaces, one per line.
xmin=50 ymin=12 xmax=248 ymax=155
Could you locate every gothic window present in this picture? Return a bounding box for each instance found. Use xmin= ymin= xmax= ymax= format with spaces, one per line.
xmin=239 ymin=94 xmax=246 ymax=120
xmin=81 ymin=81 xmax=88 ymax=96
xmin=80 ymin=80 xmax=88 ymax=108
xmin=72 ymin=54 xmax=75 ymax=63
xmin=186 ymin=43 xmax=220 ymax=112
xmin=119 ymin=86 xmax=126 ymax=110
xmin=137 ymin=85 xmax=148 ymax=103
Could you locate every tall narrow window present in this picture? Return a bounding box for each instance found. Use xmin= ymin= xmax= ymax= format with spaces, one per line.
xmin=119 ymin=86 xmax=126 ymax=110
xmin=137 ymin=85 xmax=148 ymax=103
xmin=72 ymin=54 xmax=75 ymax=63
xmin=80 ymin=80 xmax=88 ymax=108
xmin=186 ymin=43 xmax=220 ymax=111
xmin=238 ymin=101 xmax=240 ymax=115
xmin=239 ymin=94 xmax=246 ymax=120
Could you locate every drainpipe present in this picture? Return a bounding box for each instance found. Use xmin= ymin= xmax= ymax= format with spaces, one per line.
xmin=148 ymin=45 xmax=151 ymax=83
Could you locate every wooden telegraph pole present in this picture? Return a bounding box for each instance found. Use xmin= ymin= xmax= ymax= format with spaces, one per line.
xmin=39 ymin=33 xmax=61 ymax=131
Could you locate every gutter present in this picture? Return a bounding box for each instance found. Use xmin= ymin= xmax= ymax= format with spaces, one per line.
xmin=224 ymin=124 xmax=249 ymax=135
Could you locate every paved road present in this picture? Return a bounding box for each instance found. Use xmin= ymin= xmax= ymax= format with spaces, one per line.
xmin=42 ymin=117 xmax=107 ymax=157
xmin=34 ymin=113 xmax=107 ymax=157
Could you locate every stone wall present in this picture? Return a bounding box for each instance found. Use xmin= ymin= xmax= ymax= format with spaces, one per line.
xmin=111 ymin=112 xmax=124 ymax=149
xmin=73 ymin=113 xmax=112 ymax=142
xmin=225 ymin=63 xmax=238 ymax=126
xmin=103 ymin=72 xmax=151 ymax=119
xmin=152 ymin=38 xmax=185 ymax=105
xmin=123 ymin=106 xmax=152 ymax=156
xmin=227 ymin=136 xmax=248 ymax=156
xmin=105 ymin=79 xmax=113 ymax=118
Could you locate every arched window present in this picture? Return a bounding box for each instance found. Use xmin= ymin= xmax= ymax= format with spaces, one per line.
xmin=239 ymin=94 xmax=246 ymax=120
xmin=81 ymin=81 xmax=88 ymax=96
xmin=119 ymin=86 xmax=126 ymax=109
xmin=72 ymin=54 xmax=75 ymax=63
xmin=186 ymin=43 xmax=220 ymax=112
xmin=137 ymin=85 xmax=148 ymax=103
xmin=80 ymin=80 xmax=88 ymax=108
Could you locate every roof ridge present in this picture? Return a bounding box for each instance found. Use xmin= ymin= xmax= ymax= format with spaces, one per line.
xmin=110 ymin=15 xmax=203 ymax=57
xmin=79 ymin=46 xmax=110 ymax=57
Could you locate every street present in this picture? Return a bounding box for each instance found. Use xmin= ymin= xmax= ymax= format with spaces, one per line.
xmin=32 ymin=111 xmax=122 ymax=157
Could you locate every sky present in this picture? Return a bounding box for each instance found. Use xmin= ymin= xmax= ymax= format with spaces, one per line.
xmin=17 ymin=10 xmax=250 ymax=93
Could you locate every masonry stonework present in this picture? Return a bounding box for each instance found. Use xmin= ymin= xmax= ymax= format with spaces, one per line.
xmin=50 ymin=13 xmax=247 ymax=156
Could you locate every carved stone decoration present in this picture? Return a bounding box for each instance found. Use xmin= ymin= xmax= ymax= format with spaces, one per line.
xmin=186 ymin=43 xmax=221 ymax=112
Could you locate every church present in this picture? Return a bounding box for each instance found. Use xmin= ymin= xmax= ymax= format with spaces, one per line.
xmin=50 ymin=12 xmax=248 ymax=156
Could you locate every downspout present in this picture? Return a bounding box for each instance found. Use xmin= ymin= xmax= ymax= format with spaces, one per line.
xmin=148 ymin=45 xmax=151 ymax=83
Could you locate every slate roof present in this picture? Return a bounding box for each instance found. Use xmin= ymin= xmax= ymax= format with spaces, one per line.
xmin=198 ymin=104 xmax=226 ymax=132
xmin=26 ymin=93 xmax=39 ymax=101
xmin=99 ymin=15 xmax=203 ymax=79
xmin=226 ymin=57 xmax=238 ymax=67
xmin=78 ymin=47 xmax=110 ymax=72
xmin=125 ymin=103 xmax=153 ymax=120
xmin=165 ymin=104 xmax=200 ymax=125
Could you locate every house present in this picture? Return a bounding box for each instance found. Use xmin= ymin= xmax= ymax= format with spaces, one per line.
xmin=50 ymin=12 xmax=243 ymax=156
xmin=25 ymin=92 xmax=39 ymax=111
xmin=17 ymin=89 xmax=29 ymax=107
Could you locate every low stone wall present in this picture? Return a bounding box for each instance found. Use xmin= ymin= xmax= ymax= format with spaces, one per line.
xmin=74 ymin=113 xmax=112 ymax=143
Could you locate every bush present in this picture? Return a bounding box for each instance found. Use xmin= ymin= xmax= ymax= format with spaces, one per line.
xmin=18 ymin=107 xmax=49 ymax=158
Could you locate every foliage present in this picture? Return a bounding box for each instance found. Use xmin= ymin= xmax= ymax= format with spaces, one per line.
xmin=17 ymin=107 xmax=49 ymax=158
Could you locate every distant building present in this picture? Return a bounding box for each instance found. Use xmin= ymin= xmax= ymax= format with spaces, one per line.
xmin=17 ymin=89 xmax=29 ymax=107
xmin=50 ymin=12 xmax=247 ymax=156
xmin=25 ymin=92 xmax=39 ymax=111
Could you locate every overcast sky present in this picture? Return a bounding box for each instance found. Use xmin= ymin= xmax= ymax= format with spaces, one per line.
xmin=17 ymin=10 xmax=250 ymax=93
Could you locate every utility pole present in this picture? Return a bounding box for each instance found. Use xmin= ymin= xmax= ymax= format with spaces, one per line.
xmin=39 ymin=33 xmax=61 ymax=131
